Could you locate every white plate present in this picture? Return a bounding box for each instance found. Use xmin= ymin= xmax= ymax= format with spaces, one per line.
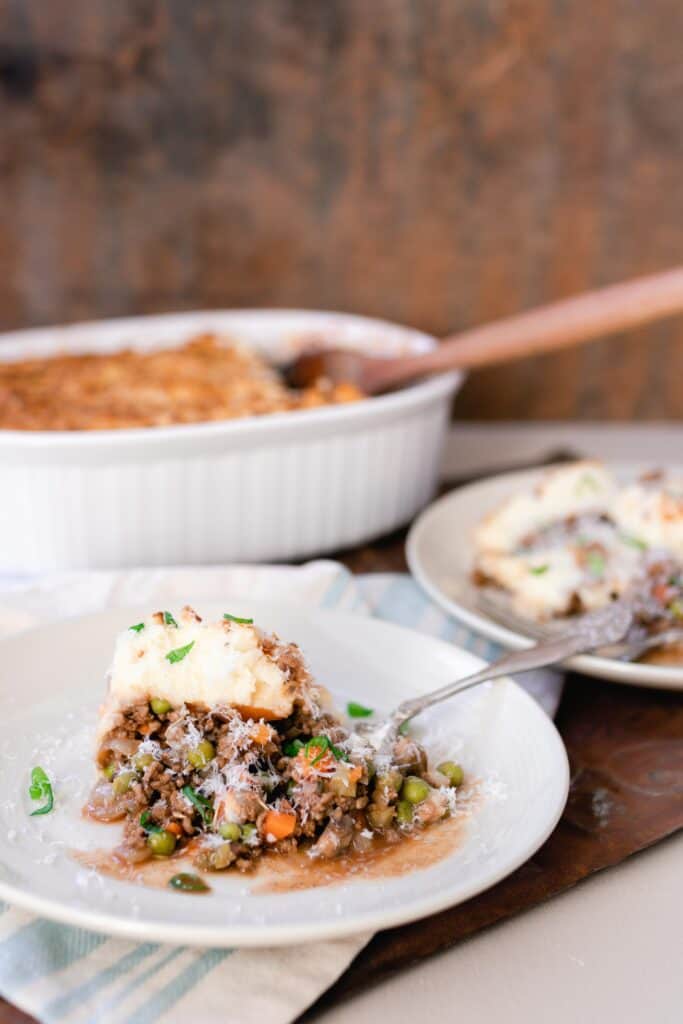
xmin=407 ymin=463 xmax=683 ymax=690
xmin=0 ymin=601 xmax=568 ymax=947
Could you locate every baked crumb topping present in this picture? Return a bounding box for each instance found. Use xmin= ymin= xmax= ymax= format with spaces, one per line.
xmin=0 ymin=333 xmax=363 ymax=431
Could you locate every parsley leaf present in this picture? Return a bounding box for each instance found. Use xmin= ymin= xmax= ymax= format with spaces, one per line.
xmin=576 ymin=473 xmax=600 ymax=495
xmin=182 ymin=785 xmax=213 ymax=826
xmin=586 ymin=551 xmax=606 ymax=577
xmin=620 ymin=534 xmax=647 ymax=551
xmin=304 ymin=735 xmax=346 ymax=764
xmin=28 ymin=766 xmax=54 ymax=816
xmin=223 ymin=613 xmax=254 ymax=624
xmin=529 ymin=564 xmax=550 ymax=575
xmin=165 ymin=641 xmax=195 ymax=664
xmin=398 ymin=720 xmax=410 ymax=736
xmin=347 ymin=701 xmax=373 ymax=718
xmin=163 ymin=611 xmax=178 ymax=627
xmin=129 ymin=623 xmax=145 ymax=633
xmin=139 ymin=810 xmax=162 ymax=834
xmin=283 ymin=738 xmax=305 ymax=757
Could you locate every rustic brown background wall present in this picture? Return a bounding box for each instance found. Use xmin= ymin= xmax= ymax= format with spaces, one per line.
xmin=1 ymin=0 xmax=683 ymax=420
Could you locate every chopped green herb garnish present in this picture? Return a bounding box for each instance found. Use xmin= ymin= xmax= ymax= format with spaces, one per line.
xmin=620 ymin=534 xmax=647 ymax=551
xmin=182 ymin=785 xmax=213 ymax=825
xmin=28 ymin=766 xmax=54 ymax=816
xmin=304 ymin=735 xmax=346 ymax=764
xmin=165 ymin=641 xmax=195 ymax=664
xmin=129 ymin=623 xmax=145 ymax=633
xmin=223 ymin=613 xmax=254 ymax=625
xmin=139 ymin=810 xmax=162 ymax=834
xmin=347 ymin=701 xmax=373 ymax=718
xmin=529 ymin=564 xmax=550 ymax=576
xmin=169 ymin=872 xmax=210 ymax=893
xmin=283 ymin=738 xmax=305 ymax=757
xmin=398 ymin=720 xmax=410 ymax=736
xmin=576 ymin=473 xmax=600 ymax=495
xmin=163 ymin=611 xmax=178 ymax=627
xmin=586 ymin=551 xmax=606 ymax=577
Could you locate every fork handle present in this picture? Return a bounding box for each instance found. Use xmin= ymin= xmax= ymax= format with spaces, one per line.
xmin=396 ymin=631 xmax=590 ymax=723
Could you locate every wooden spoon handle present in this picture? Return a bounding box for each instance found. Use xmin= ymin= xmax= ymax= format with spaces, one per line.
xmin=371 ymin=266 xmax=683 ymax=389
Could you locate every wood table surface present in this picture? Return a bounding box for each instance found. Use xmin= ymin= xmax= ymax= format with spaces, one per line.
xmin=1 ymin=516 xmax=681 ymax=1024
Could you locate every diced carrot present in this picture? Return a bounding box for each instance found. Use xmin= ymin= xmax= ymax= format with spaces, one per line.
xmin=250 ymin=722 xmax=273 ymax=745
xmin=233 ymin=704 xmax=279 ymax=721
xmin=297 ymin=744 xmax=334 ymax=776
xmin=166 ymin=821 xmax=183 ymax=837
xmin=652 ymin=582 xmax=672 ymax=604
xmin=348 ymin=765 xmax=362 ymax=783
xmin=262 ymin=811 xmax=297 ymax=841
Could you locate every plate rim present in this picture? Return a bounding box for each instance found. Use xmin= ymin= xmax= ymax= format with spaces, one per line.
xmin=0 ymin=604 xmax=569 ymax=947
xmin=406 ymin=462 xmax=683 ymax=690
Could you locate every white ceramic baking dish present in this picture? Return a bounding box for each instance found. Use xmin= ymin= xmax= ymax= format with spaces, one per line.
xmin=0 ymin=310 xmax=461 ymax=571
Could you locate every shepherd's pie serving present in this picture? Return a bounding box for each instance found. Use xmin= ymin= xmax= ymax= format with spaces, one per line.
xmin=473 ymin=461 xmax=683 ymax=634
xmin=86 ymin=607 xmax=465 ymax=876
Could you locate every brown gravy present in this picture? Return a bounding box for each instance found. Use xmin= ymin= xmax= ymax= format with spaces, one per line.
xmin=73 ymin=847 xmax=201 ymax=889
xmin=255 ymin=811 xmax=470 ymax=893
xmin=638 ymin=642 xmax=683 ymax=666
xmin=73 ymin=792 xmax=478 ymax=896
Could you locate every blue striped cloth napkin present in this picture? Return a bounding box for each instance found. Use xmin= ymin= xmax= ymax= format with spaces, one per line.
xmin=0 ymin=561 xmax=562 ymax=1024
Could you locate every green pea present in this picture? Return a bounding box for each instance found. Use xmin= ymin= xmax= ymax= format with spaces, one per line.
xmin=112 ymin=770 xmax=136 ymax=796
xmin=367 ymin=806 xmax=395 ymax=829
xmin=401 ymin=776 xmax=430 ymax=805
xmin=240 ymin=823 xmax=257 ymax=841
xmin=102 ymin=763 xmax=116 ymax=781
xmin=146 ymin=829 xmax=177 ymax=856
xmin=436 ymin=761 xmax=464 ymax=787
xmin=187 ymin=739 xmax=216 ymax=769
xmin=133 ymin=751 xmax=154 ymax=771
xmin=218 ymin=822 xmax=241 ymax=841
xmin=150 ymin=697 xmax=172 ymax=716
xmin=375 ymin=770 xmax=403 ymax=797
xmin=328 ymin=771 xmax=358 ymax=798
xmin=208 ymin=842 xmax=235 ymax=870
xmin=169 ymin=872 xmax=209 ymax=893
xmin=396 ymin=800 xmax=414 ymax=825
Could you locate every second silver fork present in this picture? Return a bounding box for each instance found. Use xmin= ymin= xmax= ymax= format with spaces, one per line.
xmin=359 ymin=600 xmax=634 ymax=752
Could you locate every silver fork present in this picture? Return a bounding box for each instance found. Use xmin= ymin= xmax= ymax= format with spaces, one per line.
xmin=476 ymin=590 xmax=683 ymax=662
xmin=358 ymin=601 xmax=633 ymax=753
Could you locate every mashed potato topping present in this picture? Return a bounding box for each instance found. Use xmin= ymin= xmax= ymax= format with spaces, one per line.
xmin=614 ymin=480 xmax=683 ymax=558
xmin=474 ymin=461 xmax=614 ymax=554
xmin=97 ymin=607 xmax=294 ymax=743
xmin=474 ymin=463 xmax=683 ymax=627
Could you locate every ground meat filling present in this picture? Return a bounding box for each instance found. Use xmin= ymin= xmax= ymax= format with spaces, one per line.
xmin=86 ymin=698 xmax=464 ymax=872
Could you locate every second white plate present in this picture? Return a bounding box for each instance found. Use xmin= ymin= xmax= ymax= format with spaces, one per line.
xmin=406 ymin=464 xmax=683 ymax=690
